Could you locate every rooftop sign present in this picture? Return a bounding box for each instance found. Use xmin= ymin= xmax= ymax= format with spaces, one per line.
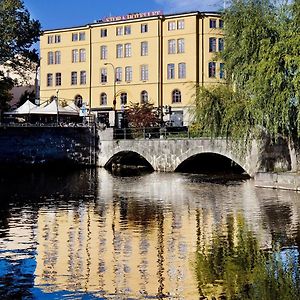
xmin=101 ymin=10 xmax=163 ymax=23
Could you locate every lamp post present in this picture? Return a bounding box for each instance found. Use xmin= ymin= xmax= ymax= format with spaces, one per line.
xmin=56 ymin=89 xmax=59 ymax=125
xmin=104 ymin=62 xmax=116 ymax=110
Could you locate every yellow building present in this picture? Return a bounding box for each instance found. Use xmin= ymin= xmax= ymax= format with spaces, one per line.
xmin=40 ymin=10 xmax=224 ymax=126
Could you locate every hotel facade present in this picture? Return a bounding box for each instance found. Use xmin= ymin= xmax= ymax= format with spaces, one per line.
xmin=40 ymin=10 xmax=224 ymax=127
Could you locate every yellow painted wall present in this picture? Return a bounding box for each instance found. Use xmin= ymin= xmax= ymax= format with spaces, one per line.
xmin=40 ymin=12 xmax=224 ymax=124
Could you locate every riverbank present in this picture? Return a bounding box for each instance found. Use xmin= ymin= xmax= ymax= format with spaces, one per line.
xmin=255 ymin=172 xmax=300 ymax=191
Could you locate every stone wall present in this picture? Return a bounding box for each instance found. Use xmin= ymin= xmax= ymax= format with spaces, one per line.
xmin=0 ymin=126 xmax=97 ymax=167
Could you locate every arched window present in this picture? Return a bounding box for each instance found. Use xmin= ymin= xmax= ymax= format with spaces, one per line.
xmin=172 ymin=89 xmax=181 ymax=103
xmin=120 ymin=92 xmax=127 ymax=105
xmin=74 ymin=94 xmax=83 ymax=107
xmin=140 ymin=90 xmax=148 ymax=104
xmin=100 ymin=93 xmax=107 ymax=105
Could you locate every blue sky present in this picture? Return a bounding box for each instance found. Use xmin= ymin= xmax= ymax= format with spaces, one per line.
xmin=23 ymin=0 xmax=223 ymax=30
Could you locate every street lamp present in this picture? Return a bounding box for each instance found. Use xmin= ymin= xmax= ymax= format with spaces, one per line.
xmin=104 ymin=62 xmax=116 ymax=110
xmin=56 ymin=89 xmax=59 ymax=125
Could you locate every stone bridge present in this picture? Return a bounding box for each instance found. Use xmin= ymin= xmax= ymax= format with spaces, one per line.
xmin=97 ymin=129 xmax=296 ymax=177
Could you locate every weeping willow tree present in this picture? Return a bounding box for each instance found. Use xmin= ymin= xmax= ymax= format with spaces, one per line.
xmin=192 ymin=0 xmax=300 ymax=143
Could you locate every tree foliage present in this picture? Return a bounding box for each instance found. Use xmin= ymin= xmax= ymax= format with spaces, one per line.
xmin=125 ymin=102 xmax=160 ymax=128
xmin=0 ymin=0 xmax=40 ymax=112
xmin=192 ymin=0 xmax=300 ymax=142
xmin=0 ymin=0 xmax=41 ymax=68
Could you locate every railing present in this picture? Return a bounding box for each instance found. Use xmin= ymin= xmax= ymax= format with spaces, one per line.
xmin=0 ymin=122 xmax=92 ymax=128
xmin=113 ymin=126 xmax=197 ymax=140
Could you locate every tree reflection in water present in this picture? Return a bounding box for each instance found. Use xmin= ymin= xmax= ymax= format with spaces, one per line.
xmin=195 ymin=214 xmax=300 ymax=299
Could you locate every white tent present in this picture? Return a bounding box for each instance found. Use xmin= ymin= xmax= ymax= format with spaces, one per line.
xmin=30 ymin=101 xmax=79 ymax=116
xmin=4 ymin=99 xmax=37 ymax=115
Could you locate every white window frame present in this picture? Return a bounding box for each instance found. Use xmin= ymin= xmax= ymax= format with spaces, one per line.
xmin=101 ymin=28 xmax=107 ymax=37
xmin=140 ymin=64 xmax=149 ymax=81
xmin=168 ymin=39 xmax=176 ymax=54
xmin=141 ymin=23 xmax=148 ymax=33
xmin=79 ymin=49 xmax=86 ymax=62
xmin=124 ymin=25 xmax=131 ymax=35
xmin=141 ymin=41 xmax=148 ymax=56
xmin=55 ymin=51 xmax=61 ymax=64
xmin=100 ymin=93 xmax=107 ymax=105
xmin=177 ymin=39 xmax=185 ymax=53
xmin=72 ymin=49 xmax=79 ymax=63
xmin=72 ymin=33 xmax=78 ymax=41
xmin=125 ymin=66 xmax=132 ymax=82
xmin=48 ymin=51 xmax=54 ymax=65
xmin=178 ymin=63 xmax=186 ymax=79
xmin=116 ymin=26 xmax=123 ymax=36
xmin=79 ymin=32 xmax=85 ymax=41
xmin=124 ymin=43 xmax=132 ymax=57
xmin=177 ymin=19 xmax=185 ymax=29
xmin=55 ymin=72 xmax=62 ymax=86
xmin=100 ymin=45 xmax=107 ymax=60
xmin=80 ymin=70 xmax=86 ymax=85
xmin=167 ymin=63 xmax=175 ymax=79
xmin=168 ymin=21 xmax=176 ymax=31
xmin=100 ymin=68 xmax=107 ymax=83
xmin=116 ymin=44 xmax=123 ymax=58
xmin=116 ymin=67 xmax=122 ymax=82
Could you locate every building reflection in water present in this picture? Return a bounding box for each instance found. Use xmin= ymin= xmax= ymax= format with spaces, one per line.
xmin=31 ymin=169 xmax=300 ymax=298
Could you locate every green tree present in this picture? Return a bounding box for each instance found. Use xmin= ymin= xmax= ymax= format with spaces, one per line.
xmin=0 ymin=71 xmax=13 ymax=112
xmin=192 ymin=0 xmax=300 ymax=143
xmin=0 ymin=0 xmax=40 ymax=113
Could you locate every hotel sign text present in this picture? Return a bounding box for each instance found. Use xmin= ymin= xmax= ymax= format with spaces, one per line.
xmin=102 ymin=11 xmax=163 ymax=22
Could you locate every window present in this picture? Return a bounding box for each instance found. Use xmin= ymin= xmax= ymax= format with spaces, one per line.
xmin=172 ymin=89 xmax=181 ymax=103
xmin=79 ymin=32 xmax=85 ymax=41
xmin=177 ymin=19 xmax=185 ymax=29
xmin=100 ymin=45 xmax=107 ymax=60
xmin=79 ymin=49 xmax=86 ymax=62
xmin=168 ymin=39 xmax=176 ymax=54
xmin=219 ymin=19 xmax=224 ymax=28
xmin=71 ymin=71 xmax=77 ymax=85
xmin=141 ymin=23 xmax=148 ymax=33
xmin=80 ymin=71 xmax=86 ymax=84
xmin=72 ymin=33 xmax=78 ymax=41
xmin=72 ymin=49 xmax=79 ymax=63
xmin=168 ymin=21 xmax=176 ymax=31
xmin=100 ymin=93 xmax=107 ymax=105
xmin=124 ymin=43 xmax=132 ymax=57
xmin=141 ymin=90 xmax=148 ymax=104
xmin=74 ymin=95 xmax=83 ymax=107
xmin=47 ymin=35 xmax=53 ymax=44
xmin=141 ymin=41 xmax=148 ymax=56
xmin=55 ymin=35 xmax=61 ymax=43
xmin=124 ymin=25 xmax=131 ymax=35
xmin=47 ymin=73 xmax=53 ymax=86
xmin=116 ymin=67 xmax=122 ymax=82
xmin=141 ymin=64 xmax=148 ymax=81
xmin=47 ymin=51 xmax=54 ymax=64
xmin=116 ymin=26 xmax=123 ymax=36
xmin=209 ymin=19 xmax=217 ymax=28
xmin=220 ymin=63 xmax=225 ymax=79
xmin=208 ymin=62 xmax=216 ymax=77
xmin=55 ymin=73 xmax=62 ymax=86
xmin=177 ymin=38 xmax=185 ymax=53
xmin=101 ymin=28 xmax=107 ymax=37
xmin=116 ymin=44 xmax=123 ymax=58
xmin=100 ymin=68 xmax=107 ymax=83
xmin=178 ymin=63 xmax=186 ymax=79
xmin=125 ymin=66 xmax=132 ymax=82
xmin=218 ymin=38 xmax=224 ymax=51
xmin=120 ymin=92 xmax=127 ymax=105
xmin=167 ymin=63 xmax=175 ymax=79
xmin=209 ymin=37 xmax=217 ymax=52
xmin=55 ymin=51 xmax=61 ymax=64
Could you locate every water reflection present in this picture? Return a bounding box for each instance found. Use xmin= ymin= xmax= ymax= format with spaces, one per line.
xmin=0 ymin=169 xmax=299 ymax=299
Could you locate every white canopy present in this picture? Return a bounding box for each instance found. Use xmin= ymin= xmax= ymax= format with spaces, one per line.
xmin=4 ymin=99 xmax=37 ymax=115
xmin=30 ymin=101 xmax=79 ymax=116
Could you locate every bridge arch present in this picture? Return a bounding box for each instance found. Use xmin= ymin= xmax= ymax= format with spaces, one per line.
xmin=174 ymin=145 xmax=251 ymax=176
xmin=104 ymin=150 xmax=154 ymax=172
xmin=175 ymin=152 xmax=248 ymax=175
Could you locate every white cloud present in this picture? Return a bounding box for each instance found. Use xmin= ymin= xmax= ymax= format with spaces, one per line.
xmin=155 ymin=0 xmax=223 ymax=12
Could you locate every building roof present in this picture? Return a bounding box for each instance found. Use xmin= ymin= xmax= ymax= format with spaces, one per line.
xmin=42 ymin=10 xmax=222 ymax=34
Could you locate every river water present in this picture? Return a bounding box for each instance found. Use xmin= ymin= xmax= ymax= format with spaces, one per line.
xmin=0 ymin=168 xmax=299 ymax=299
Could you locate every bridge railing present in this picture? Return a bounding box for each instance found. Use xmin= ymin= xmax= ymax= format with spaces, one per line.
xmin=113 ymin=126 xmax=205 ymax=140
